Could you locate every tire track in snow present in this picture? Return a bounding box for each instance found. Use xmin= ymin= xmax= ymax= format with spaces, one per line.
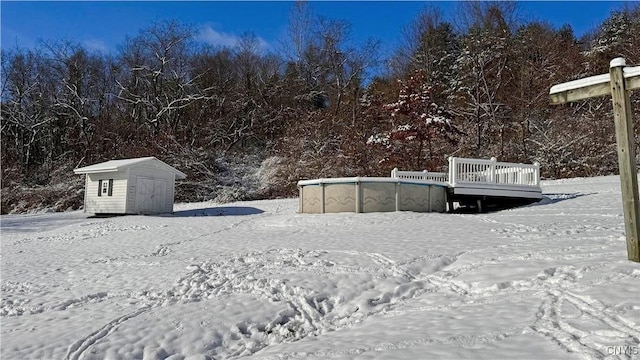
xmin=529 ymin=288 xmax=640 ymax=355
xmin=367 ymin=252 xmax=416 ymax=279
xmin=529 ymin=291 xmax=606 ymax=360
xmin=528 ymin=289 xmax=638 ymax=360
xmin=64 ymin=305 xmax=152 ymax=360
xmin=563 ymin=292 xmax=640 ymax=340
xmin=526 ymin=266 xmax=640 ymax=359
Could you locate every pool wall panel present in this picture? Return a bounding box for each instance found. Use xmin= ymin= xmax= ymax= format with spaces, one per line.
xmin=362 ymin=182 xmax=397 ymax=213
xmin=324 ymin=184 xmax=357 ymax=213
xmin=300 ymin=185 xmax=323 ymax=214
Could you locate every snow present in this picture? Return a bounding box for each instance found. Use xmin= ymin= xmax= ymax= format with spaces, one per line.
xmin=549 ymin=65 xmax=640 ymax=95
xmin=1 ymin=175 xmax=639 ymax=359
xmin=624 ymin=66 xmax=640 ymax=79
xmin=366 ymin=134 xmax=390 ymax=146
xmin=73 ymin=157 xmax=187 ymax=179
xmin=549 ymin=73 xmax=610 ymax=95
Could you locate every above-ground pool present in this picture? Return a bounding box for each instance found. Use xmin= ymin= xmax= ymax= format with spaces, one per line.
xmin=297 ymin=177 xmax=447 ymax=214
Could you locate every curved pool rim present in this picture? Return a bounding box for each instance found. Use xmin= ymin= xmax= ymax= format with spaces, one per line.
xmin=297 ymin=177 xmax=448 ymax=214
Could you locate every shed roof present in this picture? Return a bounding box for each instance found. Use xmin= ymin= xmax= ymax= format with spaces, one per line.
xmin=73 ymin=156 xmax=186 ymax=179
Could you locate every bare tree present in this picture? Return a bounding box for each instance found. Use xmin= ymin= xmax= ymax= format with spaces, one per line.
xmin=287 ymin=0 xmax=314 ymax=66
xmin=115 ymin=21 xmax=211 ymax=135
xmin=40 ymin=40 xmax=116 ymax=162
xmin=1 ymin=48 xmax=53 ymax=179
xmin=387 ymin=5 xmax=446 ymax=78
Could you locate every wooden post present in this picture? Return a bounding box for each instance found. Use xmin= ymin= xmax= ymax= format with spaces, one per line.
xmin=550 ymin=57 xmax=640 ymax=262
xmin=609 ymin=58 xmax=640 ymax=262
xmin=320 ymin=182 xmax=325 ymax=214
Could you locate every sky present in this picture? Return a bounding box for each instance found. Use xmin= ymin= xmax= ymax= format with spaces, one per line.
xmin=0 ymin=1 xmax=632 ymax=58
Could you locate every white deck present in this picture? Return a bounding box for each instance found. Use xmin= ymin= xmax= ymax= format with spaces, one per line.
xmin=391 ymin=157 xmax=542 ymax=200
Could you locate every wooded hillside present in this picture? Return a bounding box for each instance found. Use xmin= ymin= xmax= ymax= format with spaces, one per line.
xmin=2 ymin=2 xmax=640 ymax=213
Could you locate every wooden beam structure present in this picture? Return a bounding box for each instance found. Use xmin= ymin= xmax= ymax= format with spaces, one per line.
xmin=550 ymin=58 xmax=640 ymax=262
xmin=550 ymin=65 xmax=640 ymax=104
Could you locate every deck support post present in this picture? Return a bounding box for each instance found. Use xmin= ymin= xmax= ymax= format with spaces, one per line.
xmin=447 ymin=192 xmax=454 ymax=213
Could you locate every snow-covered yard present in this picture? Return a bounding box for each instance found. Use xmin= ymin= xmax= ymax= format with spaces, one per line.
xmin=1 ymin=175 xmax=639 ymax=360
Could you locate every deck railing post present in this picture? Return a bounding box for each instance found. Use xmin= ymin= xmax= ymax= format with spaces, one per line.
xmin=448 ymin=157 xmax=456 ymax=187
xmin=490 ymin=157 xmax=497 ymax=184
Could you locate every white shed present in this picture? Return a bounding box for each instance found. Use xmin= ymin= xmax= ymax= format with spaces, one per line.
xmin=73 ymin=157 xmax=186 ymax=215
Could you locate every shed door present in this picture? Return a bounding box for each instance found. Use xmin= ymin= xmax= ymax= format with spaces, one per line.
xmin=135 ymin=177 xmax=166 ymax=214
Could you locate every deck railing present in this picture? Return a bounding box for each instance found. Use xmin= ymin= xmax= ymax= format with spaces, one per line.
xmin=448 ymin=157 xmax=540 ymax=188
xmin=390 ymin=168 xmax=449 ymax=183
xmin=391 ymin=157 xmax=540 ymax=189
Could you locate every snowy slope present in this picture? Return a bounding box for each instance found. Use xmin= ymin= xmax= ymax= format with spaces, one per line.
xmin=1 ymin=175 xmax=639 ymax=360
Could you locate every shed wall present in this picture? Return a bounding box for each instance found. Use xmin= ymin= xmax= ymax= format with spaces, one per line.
xmin=85 ymin=172 xmax=129 ymax=213
xmin=127 ymin=164 xmax=176 ymax=214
